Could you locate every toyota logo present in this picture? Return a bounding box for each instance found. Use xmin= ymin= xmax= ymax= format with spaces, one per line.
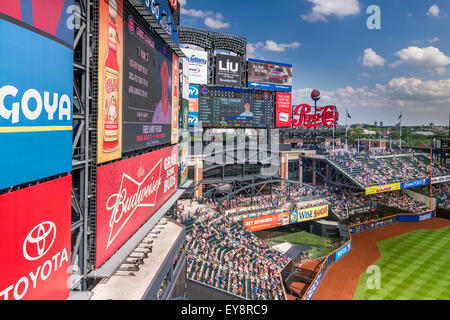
xmin=23 ymin=221 xmax=56 ymax=261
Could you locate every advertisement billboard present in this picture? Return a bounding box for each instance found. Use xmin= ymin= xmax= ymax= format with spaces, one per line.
xmin=365 ymin=183 xmax=401 ymax=195
xmin=0 ymin=176 xmax=71 ymax=300
xmin=292 ymin=104 xmax=339 ymax=128
xmin=197 ymin=86 xmax=272 ymax=128
xmin=171 ymin=53 xmax=179 ymax=145
xmin=181 ymin=58 xmax=190 ymax=100
xmin=215 ymin=54 xmax=242 ymax=87
xmin=243 ymin=212 xmax=290 ymax=232
xmin=431 ymin=175 xmax=450 ymax=184
xmin=180 ymin=99 xmax=189 ymax=131
xmin=96 ymin=145 xmax=178 ymax=268
xmin=275 ymin=92 xmax=292 ymax=127
xmin=247 ymin=59 xmax=292 ymax=92
xmin=97 ymin=0 xmax=123 ymax=164
xmin=0 ymin=1 xmax=73 ymax=189
xmin=188 ymin=84 xmax=199 ymax=126
xmin=182 ymin=48 xmax=208 ymax=85
xmin=397 ymin=211 xmax=434 ymax=222
xmin=400 ymin=178 xmax=429 ymax=190
xmin=289 ymin=205 xmax=329 ymax=224
xmin=335 ymin=241 xmax=352 ymax=261
xmin=179 ymin=140 xmax=189 ymax=187
xmin=122 ymin=5 xmax=173 ymax=152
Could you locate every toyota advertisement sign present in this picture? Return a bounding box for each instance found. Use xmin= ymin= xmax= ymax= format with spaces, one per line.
xmin=0 ymin=176 xmax=71 ymax=300
xmin=0 ymin=1 xmax=73 ymax=190
xmin=96 ymin=145 xmax=178 ymax=268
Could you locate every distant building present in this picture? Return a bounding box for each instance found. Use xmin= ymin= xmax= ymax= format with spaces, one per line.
xmin=380 ymin=121 xmax=383 ymax=127
xmin=374 ymin=121 xmax=378 ymax=126
xmin=412 ymin=131 xmax=434 ymax=136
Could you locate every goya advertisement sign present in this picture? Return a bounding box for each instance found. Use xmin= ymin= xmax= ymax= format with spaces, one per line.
xmin=0 ymin=1 xmax=73 ymax=189
xmin=97 ymin=0 xmax=123 ymax=164
xmin=96 ymin=145 xmax=178 ymax=268
xmin=0 ymin=176 xmax=71 ymax=300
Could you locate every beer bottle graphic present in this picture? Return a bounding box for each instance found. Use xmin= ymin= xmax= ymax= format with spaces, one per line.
xmin=103 ymin=0 xmax=120 ymax=152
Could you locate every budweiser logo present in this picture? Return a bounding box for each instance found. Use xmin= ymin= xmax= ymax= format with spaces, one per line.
xmin=105 ymin=159 xmax=163 ymax=248
xmin=292 ymin=104 xmax=338 ymax=128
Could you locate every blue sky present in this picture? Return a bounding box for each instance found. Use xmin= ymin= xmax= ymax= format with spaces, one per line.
xmin=180 ymin=0 xmax=450 ymax=126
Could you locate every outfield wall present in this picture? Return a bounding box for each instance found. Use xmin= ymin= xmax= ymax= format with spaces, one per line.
xmin=302 ymin=210 xmax=435 ymax=300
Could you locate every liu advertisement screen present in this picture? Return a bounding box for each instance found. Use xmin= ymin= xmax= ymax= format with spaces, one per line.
xmin=0 ymin=176 xmax=71 ymax=300
xmin=248 ymin=59 xmax=292 ymax=92
xmin=122 ymin=4 xmax=173 ymax=152
xmin=0 ymin=1 xmax=73 ymax=189
xmin=96 ymin=145 xmax=178 ymax=268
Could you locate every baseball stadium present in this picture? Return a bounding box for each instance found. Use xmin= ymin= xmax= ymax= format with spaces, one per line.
xmin=1 ymin=0 xmax=449 ymax=304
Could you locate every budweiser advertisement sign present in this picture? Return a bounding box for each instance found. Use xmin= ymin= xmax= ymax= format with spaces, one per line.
xmin=0 ymin=176 xmax=71 ymax=300
xmin=292 ymin=104 xmax=339 ymax=128
xmin=96 ymin=145 xmax=178 ymax=268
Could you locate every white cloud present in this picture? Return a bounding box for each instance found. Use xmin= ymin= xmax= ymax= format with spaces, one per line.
xmin=362 ymin=48 xmax=385 ymax=67
xmin=204 ymin=13 xmax=230 ymax=29
xmin=390 ymin=46 xmax=450 ymax=68
xmin=246 ymin=40 xmax=300 ymax=57
xmin=301 ymin=0 xmax=361 ymax=22
xmin=292 ymin=77 xmax=450 ymax=124
xmin=427 ymin=5 xmax=440 ymax=17
xmin=181 ymin=8 xmax=230 ymax=29
xmin=181 ymin=8 xmax=208 ymax=18
xmin=179 ymin=0 xmax=187 ymax=7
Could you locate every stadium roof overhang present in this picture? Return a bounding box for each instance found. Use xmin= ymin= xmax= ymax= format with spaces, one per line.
xmin=128 ymin=0 xmax=186 ymax=58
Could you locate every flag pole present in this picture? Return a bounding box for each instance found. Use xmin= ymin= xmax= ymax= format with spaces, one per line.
xmin=345 ymin=108 xmax=348 ymax=150
xmin=399 ymin=112 xmax=402 ymax=150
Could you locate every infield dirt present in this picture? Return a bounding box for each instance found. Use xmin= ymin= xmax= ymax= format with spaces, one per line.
xmin=312 ymin=217 xmax=450 ymax=300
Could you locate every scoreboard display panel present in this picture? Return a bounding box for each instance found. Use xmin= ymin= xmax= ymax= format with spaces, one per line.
xmin=198 ymin=86 xmax=273 ymax=128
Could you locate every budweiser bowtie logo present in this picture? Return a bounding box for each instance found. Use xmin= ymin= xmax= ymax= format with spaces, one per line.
xmin=105 ymin=159 xmax=163 ymax=248
xmin=293 ymin=104 xmax=338 ymax=128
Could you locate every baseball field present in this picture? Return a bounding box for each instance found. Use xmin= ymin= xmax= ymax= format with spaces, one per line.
xmin=312 ymin=217 xmax=450 ymax=300
xmin=354 ymin=226 xmax=450 ymax=300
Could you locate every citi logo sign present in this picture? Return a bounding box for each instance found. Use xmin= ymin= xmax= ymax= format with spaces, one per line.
xmin=218 ymin=59 xmax=239 ymax=72
xmin=23 ymin=221 xmax=56 ymax=261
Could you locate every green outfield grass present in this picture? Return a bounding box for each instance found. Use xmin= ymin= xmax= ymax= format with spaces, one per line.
xmin=267 ymin=229 xmax=338 ymax=259
xmin=354 ymin=226 xmax=450 ymax=300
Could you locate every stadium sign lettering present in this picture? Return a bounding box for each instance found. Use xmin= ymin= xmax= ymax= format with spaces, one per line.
xmin=0 ymin=85 xmax=71 ymax=124
xmin=105 ymin=160 xmax=163 ymax=248
xmin=0 ymin=221 xmax=69 ymax=300
xmin=292 ymin=104 xmax=338 ymax=128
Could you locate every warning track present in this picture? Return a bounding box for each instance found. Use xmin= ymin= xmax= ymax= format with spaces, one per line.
xmin=312 ymin=217 xmax=450 ymax=300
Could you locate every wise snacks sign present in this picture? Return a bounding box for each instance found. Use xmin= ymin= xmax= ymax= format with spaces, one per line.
xmin=0 ymin=176 xmax=71 ymax=300
xmin=292 ymin=104 xmax=338 ymax=128
xmin=96 ymin=145 xmax=178 ymax=268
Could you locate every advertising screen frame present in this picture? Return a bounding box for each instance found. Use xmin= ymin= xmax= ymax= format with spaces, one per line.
xmin=0 ymin=176 xmax=71 ymax=300
xmin=215 ymin=53 xmax=242 ymax=87
xmin=247 ymin=58 xmax=292 ymax=92
xmin=182 ymin=48 xmax=208 ymax=85
xmin=96 ymin=145 xmax=178 ymax=268
xmin=0 ymin=2 xmax=74 ymax=189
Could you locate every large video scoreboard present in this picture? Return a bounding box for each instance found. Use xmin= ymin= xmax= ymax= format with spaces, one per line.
xmin=197 ymin=86 xmax=272 ymax=128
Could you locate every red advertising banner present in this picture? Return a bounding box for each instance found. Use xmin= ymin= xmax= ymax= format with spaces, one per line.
xmin=275 ymin=92 xmax=292 ymax=127
xmin=243 ymin=212 xmax=289 ymax=232
xmin=292 ymin=104 xmax=339 ymax=128
xmin=96 ymin=145 xmax=178 ymax=268
xmin=0 ymin=176 xmax=71 ymax=300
